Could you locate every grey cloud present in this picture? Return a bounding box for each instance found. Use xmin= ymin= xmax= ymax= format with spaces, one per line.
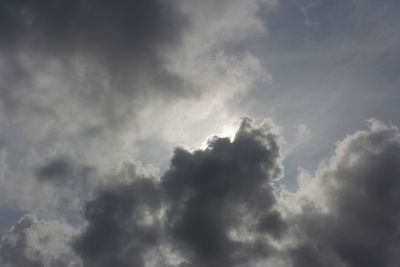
xmin=0 ymin=215 xmax=41 ymax=267
xmin=287 ymin=120 xmax=400 ymax=267
xmin=0 ymin=0 xmax=276 ymax=216
xmin=161 ymin=118 xmax=285 ymax=266
xmin=0 ymin=0 xmax=193 ymax=215
xmin=0 ymin=0 xmax=185 ymax=54
xmin=0 ymin=214 xmax=81 ymax=267
xmin=73 ymin=167 xmax=161 ymax=267
xmin=4 ymin=119 xmax=400 ymax=267
xmin=1 ymin=1 xmax=398 ymax=266
xmin=70 ymin=118 xmax=286 ymax=267
xmin=0 ymin=0 xmax=186 ymax=75
xmin=35 ymin=156 xmax=94 ymax=185
xmin=30 ymin=156 xmax=97 ymax=220
xmin=0 ymin=0 xmax=191 ymax=126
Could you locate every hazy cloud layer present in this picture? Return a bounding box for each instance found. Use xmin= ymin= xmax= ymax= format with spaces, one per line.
xmin=0 ymin=0 xmax=275 ymax=216
xmin=0 ymin=0 xmax=192 ymax=145
xmin=0 ymin=0 xmax=188 ymax=216
xmin=0 ymin=0 xmax=189 ymax=99
xmin=236 ymin=0 xmax=400 ymax=187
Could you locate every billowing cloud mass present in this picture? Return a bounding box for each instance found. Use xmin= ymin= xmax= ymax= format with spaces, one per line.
xmin=0 ymin=0 xmax=275 ymax=215
xmin=1 ymin=1 xmax=400 ymax=267
xmin=161 ymin=118 xmax=284 ymax=266
xmin=283 ymin=119 xmax=400 ymax=267
xmin=0 ymin=215 xmax=80 ymax=267
xmin=73 ymin=118 xmax=285 ymax=267
xmin=2 ymin=118 xmax=400 ymax=267
xmin=74 ymin=177 xmax=161 ymax=267
xmin=0 ymin=0 xmax=192 ymax=148
xmin=0 ymin=0 xmax=188 ymax=100
xmin=0 ymin=0 xmax=189 ymax=216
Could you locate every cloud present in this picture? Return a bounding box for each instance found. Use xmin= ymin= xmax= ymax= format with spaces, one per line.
xmin=0 ymin=0 xmax=190 ymax=216
xmin=0 ymin=0 xmax=276 ymax=216
xmin=0 ymin=214 xmax=81 ymax=267
xmin=31 ymin=156 xmax=97 ymax=217
xmin=283 ymin=119 xmax=400 ymax=267
xmin=0 ymin=0 xmax=274 ymax=134
xmin=2 ymin=118 xmax=400 ymax=267
xmin=0 ymin=0 xmax=191 ymax=128
xmin=70 ymin=118 xmax=285 ymax=267
xmin=161 ymin=118 xmax=284 ymax=266
xmin=73 ymin=175 xmax=161 ymax=267
xmin=35 ymin=156 xmax=94 ymax=185
xmin=1 ymin=1 xmax=399 ymax=266
xmin=0 ymin=0 xmax=188 ymax=89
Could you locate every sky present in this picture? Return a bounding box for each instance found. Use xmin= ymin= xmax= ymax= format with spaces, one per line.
xmin=0 ymin=0 xmax=399 ymax=267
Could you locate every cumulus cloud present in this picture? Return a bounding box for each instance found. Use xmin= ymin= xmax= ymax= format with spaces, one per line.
xmin=2 ymin=118 xmax=400 ymax=267
xmin=283 ymin=119 xmax=400 ymax=267
xmin=70 ymin=118 xmax=285 ymax=267
xmin=74 ymin=178 xmax=161 ymax=267
xmin=161 ymin=118 xmax=284 ymax=266
xmin=1 ymin=1 xmax=399 ymax=267
xmin=0 ymin=214 xmax=81 ymax=267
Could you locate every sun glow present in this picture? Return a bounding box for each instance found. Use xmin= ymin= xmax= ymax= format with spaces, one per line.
xmin=200 ymin=121 xmax=241 ymax=150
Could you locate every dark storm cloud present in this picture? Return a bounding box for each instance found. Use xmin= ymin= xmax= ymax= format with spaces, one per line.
xmin=288 ymin=121 xmax=400 ymax=267
xmin=70 ymin=118 xmax=286 ymax=267
xmin=73 ymin=168 xmax=161 ymax=267
xmin=72 ymin=119 xmax=400 ymax=267
xmin=161 ymin=118 xmax=285 ymax=266
xmin=5 ymin=119 xmax=400 ymax=267
xmin=0 ymin=0 xmax=186 ymax=68
xmin=0 ymin=0 xmax=191 ymax=126
xmin=0 ymin=0 xmax=184 ymax=49
xmin=35 ymin=156 xmax=94 ymax=185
